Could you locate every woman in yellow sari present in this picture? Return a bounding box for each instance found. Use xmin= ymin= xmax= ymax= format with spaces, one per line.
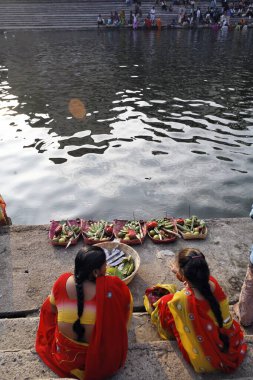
xmin=144 ymin=248 xmax=247 ymax=373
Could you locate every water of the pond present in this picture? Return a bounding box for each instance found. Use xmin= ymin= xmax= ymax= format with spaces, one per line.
xmin=0 ymin=29 xmax=252 ymax=224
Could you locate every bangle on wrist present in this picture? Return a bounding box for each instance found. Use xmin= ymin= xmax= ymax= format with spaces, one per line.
xmin=176 ymin=272 xmax=184 ymax=282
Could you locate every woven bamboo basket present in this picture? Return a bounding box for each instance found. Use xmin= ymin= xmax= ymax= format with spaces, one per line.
xmin=49 ymin=219 xmax=81 ymax=246
xmin=95 ymin=241 xmax=140 ymax=285
xmin=81 ymin=219 xmax=114 ymax=245
xmin=180 ymin=226 xmax=208 ymax=240
xmin=147 ymin=218 xmax=179 ymax=244
xmin=113 ymin=219 xmax=146 ymax=245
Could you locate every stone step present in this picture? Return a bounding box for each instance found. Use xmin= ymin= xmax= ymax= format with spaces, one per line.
xmin=1 ymin=312 xmax=253 ymax=351
xmin=0 ymin=26 xmax=98 ymax=30
xmin=1 ymin=314 xmax=253 ymax=379
xmin=0 ymin=19 xmax=176 ymax=26
xmin=0 ymin=343 xmax=191 ymax=380
xmin=0 ymin=313 xmax=161 ymax=351
xmin=1 ymin=337 xmax=253 ymax=379
xmin=0 ymin=0 xmax=228 ymax=30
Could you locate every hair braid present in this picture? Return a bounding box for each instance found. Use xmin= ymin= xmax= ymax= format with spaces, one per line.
xmin=72 ymin=281 xmax=85 ymax=341
xmin=72 ymin=246 xmax=106 ymax=342
xmin=196 ymin=282 xmax=229 ymax=352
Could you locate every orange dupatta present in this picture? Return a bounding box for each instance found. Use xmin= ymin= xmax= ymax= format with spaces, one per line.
xmin=85 ymin=275 xmax=131 ymax=380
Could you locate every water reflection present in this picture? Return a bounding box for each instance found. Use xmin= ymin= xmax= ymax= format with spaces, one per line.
xmin=0 ymin=29 xmax=253 ymax=223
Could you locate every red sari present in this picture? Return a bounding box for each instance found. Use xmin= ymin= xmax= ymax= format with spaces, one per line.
xmin=36 ymin=275 xmax=132 ymax=380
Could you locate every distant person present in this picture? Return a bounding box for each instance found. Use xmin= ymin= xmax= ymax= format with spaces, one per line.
xmin=205 ymin=7 xmax=211 ymax=23
xmin=150 ymin=6 xmax=156 ymax=24
xmin=178 ymin=7 xmax=185 ymax=24
xmin=129 ymin=10 xmax=134 ymax=25
xmin=222 ymin=0 xmax=229 ymax=11
xmin=107 ymin=11 xmax=114 ymax=25
xmin=190 ymin=0 xmax=195 ymax=9
xmin=135 ymin=3 xmax=140 ymax=16
xmin=144 ymin=14 xmax=152 ymax=29
xmin=196 ymin=7 xmax=201 ymax=23
xmin=120 ymin=9 xmax=126 ymax=25
xmin=237 ymin=5 xmax=243 ymax=17
xmin=133 ymin=13 xmax=138 ymax=29
xmin=156 ymin=17 xmax=162 ymax=29
xmin=244 ymin=5 xmax=253 ymax=18
xmin=221 ymin=21 xmax=229 ymax=31
xmin=36 ymin=246 xmax=133 ymax=380
xmin=161 ymin=0 xmax=168 ymax=11
xmin=97 ymin=14 xmax=104 ymax=27
xmin=114 ymin=11 xmax=120 ymax=25
xmin=235 ymin=21 xmax=241 ymax=30
xmin=144 ymin=248 xmax=247 ymax=373
xmin=233 ymin=205 xmax=253 ymax=326
xmin=250 ymin=204 xmax=253 ymax=218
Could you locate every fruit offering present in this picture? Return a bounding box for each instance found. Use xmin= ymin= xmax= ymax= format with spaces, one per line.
xmin=176 ymin=215 xmax=207 ymax=240
xmin=81 ymin=220 xmax=114 ymax=245
xmin=113 ymin=220 xmax=146 ymax=245
xmin=49 ymin=220 xmax=81 ymax=247
xmin=146 ymin=218 xmax=179 ymax=243
xmin=105 ymin=247 xmax=135 ymax=280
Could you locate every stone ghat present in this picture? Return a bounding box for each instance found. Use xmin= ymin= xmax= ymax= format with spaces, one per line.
xmin=1 ymin=217 xmax=253 ymax=379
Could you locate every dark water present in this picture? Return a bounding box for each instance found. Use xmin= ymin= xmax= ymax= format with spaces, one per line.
xmin=0 ymin=29 xmax=253 ymax=224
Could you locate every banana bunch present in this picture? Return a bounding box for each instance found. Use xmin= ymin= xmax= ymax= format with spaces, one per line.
xmin=118 ymin=256 xmax=135 ymax=278
xmin=106 ymin=255 xmax=135 ymax=279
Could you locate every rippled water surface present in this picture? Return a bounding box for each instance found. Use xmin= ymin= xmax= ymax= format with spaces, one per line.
xmin=0 ymin=29 xmax=253 ymax=224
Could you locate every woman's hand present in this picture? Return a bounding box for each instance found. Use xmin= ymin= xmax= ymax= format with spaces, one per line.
xmin=169 ymin=261 xmax=178 ymax=274
xmin=169 ymin=260 xmax=184 ymax=282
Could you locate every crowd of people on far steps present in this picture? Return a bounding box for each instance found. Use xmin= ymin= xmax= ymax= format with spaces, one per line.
xmin=97 ymin=0 xmax=252 ymax=30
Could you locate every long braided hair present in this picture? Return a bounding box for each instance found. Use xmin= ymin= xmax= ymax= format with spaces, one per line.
xmin=178 ymin=248 xmax=229 ymax=353
xmin=73 ymin=246 xmax=106 ymax=341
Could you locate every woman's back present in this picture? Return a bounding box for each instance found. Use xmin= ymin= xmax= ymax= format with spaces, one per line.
xmin=36 ymin=246 xmax=132 ymax=380
xmin=144 ymin=248 xmax=247 ymax=374
xmin=50 ymin=273 xmax=97 ymax=343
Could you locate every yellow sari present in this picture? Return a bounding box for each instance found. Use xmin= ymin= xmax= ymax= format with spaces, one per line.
xmin=144 ymin=277 xmax=247 ymax=373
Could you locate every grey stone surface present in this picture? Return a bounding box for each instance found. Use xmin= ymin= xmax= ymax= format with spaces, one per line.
xmin=0 ymin=313 xmax=253 ymax=380
xmin=1 ymin=339 xmax=253 ymax=380
xmin=0 ymin=218 xmax=252 ymax=313
xmin=0 ymin=218 xmax=253 ymax=379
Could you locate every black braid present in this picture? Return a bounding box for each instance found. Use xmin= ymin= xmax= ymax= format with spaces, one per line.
xmin=195 ymin=282 xmax=229 ymax=352
xmin=72 ymin=282 xmax=85 ymax=341
xmin=178 ymin=248 xmax=229 ymax=353
xmin=72 ymin=246 xmax=106 ymax=342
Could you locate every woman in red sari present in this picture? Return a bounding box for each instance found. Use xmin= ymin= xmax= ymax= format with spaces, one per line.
xmin=36 ymin=246 xmax=132 ymax=380
xmin=144 ymin=248 xmax=247 ymax=373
